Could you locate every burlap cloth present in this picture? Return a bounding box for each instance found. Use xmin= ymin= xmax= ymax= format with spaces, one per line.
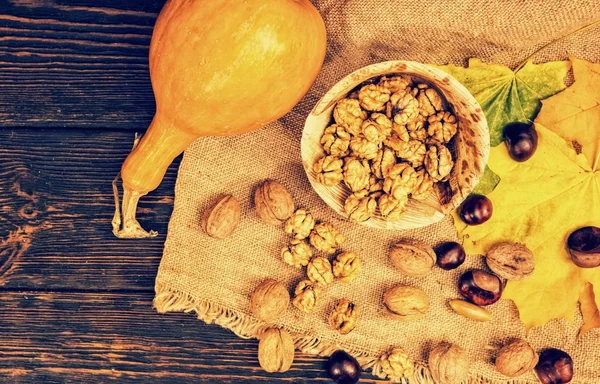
xmin=154 ymin=1 xmax=600 ymax=382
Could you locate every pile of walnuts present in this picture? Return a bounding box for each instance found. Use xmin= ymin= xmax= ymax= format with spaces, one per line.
xmin=314 ymin=75 xmax=458 ymax=222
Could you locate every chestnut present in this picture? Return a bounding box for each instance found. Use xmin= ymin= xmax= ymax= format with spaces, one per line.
xmin=567 ymin=226 xmax=600 ymax=268
xmin=435 ymin=242 xmax=466 ymax=270
xmin=459 ymin=194 xmax=493 ymax=226
xmin=327 ymin=350 xmax=361 ymax=384
xmin=503 ymin=122 xmax=538 ymax=162
xmin=535 ymin=348 xmax=573 ymax=384
xmin=458 ymin=269 xmax=502 ymax=306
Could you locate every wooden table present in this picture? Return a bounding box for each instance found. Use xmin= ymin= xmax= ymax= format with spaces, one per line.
xmin=0 ymin=1 xmax=383 ymax=382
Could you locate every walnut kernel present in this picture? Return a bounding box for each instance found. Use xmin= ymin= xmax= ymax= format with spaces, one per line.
xmin=314 ymin=155 xmax=344 ymax=187
xmin=307 ymin=256 xmax=334 ymax=286
xmin=281 ymin=239 xmax=312 ymax=269
xmin=332 ymin=251 xmax=361 ymax=283
xmin=284 ymin=209 xmax=316 ymax=240
xmin=292 ymin=280 xmax=322 ymax=313
xmin=309 ymin=222 xmax=344 ymax=254
xmin=333 ymin=98 xmax=367 ymax=136
xmin=375 ymin=347 xmax=415 ymax=382
xmin=328 ymin=299 xmax=359 ymax=334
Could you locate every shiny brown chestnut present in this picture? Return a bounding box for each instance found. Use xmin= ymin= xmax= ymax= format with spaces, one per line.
xmin=458 ymin=269 xmax=502 ymax=306
xmin=435 ymin=242 xmax=466 ymax=270
xmin=503 ymin=122 xmax=538 ymax=162
xmin=535 ymin=348 xmax=573 ymax=384
xmin=327 ymin=350 xmax=361 ymax=384
xmin=567 ymin=226 xmax=600 ymax=268
xmin=459 ymin=194 xmax=493 ymax=226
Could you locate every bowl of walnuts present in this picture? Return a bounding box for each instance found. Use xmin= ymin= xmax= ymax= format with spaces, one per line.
xmin=301 ymin=61 xmax=489 ymax=230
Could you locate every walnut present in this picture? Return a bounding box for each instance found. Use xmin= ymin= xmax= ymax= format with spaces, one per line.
xmin=383 ymin=284 xmax=430 ymax=321
xmin=307 ymin=256 xmax=334 ymax=286
xmin=320 ymin=124 xmax=351 ymax=157
xmin=407 ymin=116 xmax=428 ymax=141
xmin=344 ymin=191 xmax=377 ymax=222
xmin=486 ymin=242 xmax=535 ymax=280
xmin=389 ymin=239 xmax=436 ymax=276
xmin=383 ymin=163 xmax=418 ymax=200
xmin=255 ymin=180 xmax=295 ymax=226
xmin=349 ymin=135 xmax=379 ymax=160
xmin=332 ymin=251 xmax=361 ymax=283
xmin=362 ymin=113 xmax=392 ymax=143
xmin=368 ymin=176 xmax=384 ymax=193
xmin=201 ymin=195 xmax=241 ymax=239
xmin=391 ymin=89 xmax=419 ymax=125
xmin=258 ymin=328 xmax=295 ymax=373
xmin=378 ymin=193 xmax=408 ymax=221
xmin=378 ymin=75 xmax=412 ymax=93
xmin=309 ymin=222 xmax=344 ymax=254
xmin=428 ymin=342 xmax=469 ymax=384
xmin=250 ymin=279 xmax=291 ymax=322
xmin=495 ymin=339 xmax=538 ymax=377
xmin=333 ymin=98 xmax=367 ymax=136
xmin=372 ymin=148 xmax=396 ymax=179
xmin=314 ymin=155 xmax=344 ymax=186
xmin=328 ymin=299 xmax=359 ymax=334
xmin=358 ymin=84 xmax=390 ymax=111
xmin=281 ymin=239 xmax=313 ymax=269
xmin=428 ymin=111 xmax=458 ymax=143
xmin=375 ymin=347 xmax=415 ymax=382
xmin=284 ymin=209 xmax=316 ymax=240
xmin=343 ymin=157 xmax=371 ymax=192
xmin=292 ymin=279 xmax=322 ymax=313
xmin=397 ymin=139 xmax=427 ymax=167
xmin=424 ymin=142 xmax=454 ymax=182
xmin=417 ymin=87 xmax=444 ymax=117
xmin=411 ymin=168 xmax=434 ymax=200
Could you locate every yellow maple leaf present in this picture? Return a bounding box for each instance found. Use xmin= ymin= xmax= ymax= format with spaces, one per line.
xmin=458 ymin=124 xmax=599 ymax=330
xmin=579 ymin=283 xmax=600 ymax=336
xmin=536 ymin=57 xmax=600 ymax=170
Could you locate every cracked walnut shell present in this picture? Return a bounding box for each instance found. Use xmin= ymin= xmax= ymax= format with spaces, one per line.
xmin=383 ymin=284 xmax=430 ymax=321
xmin=328 ymin=299 xmax=359 ymax=334
xmin=343 ymin=157 xmax=371 ymax=192
xmin=320 ymin=124 xmax=351 ymax=157
xmin=250 ymin=279 xmax=290 ymax=322
xmin=284 ymin=209 xmax=316 ymax=240
xmin=375 ymin=347 xmax=415 ymax=382
xmin=258 ymin=328 xmax=295 ymax=373
xmin=428 ymin=343 xmax=469 ymax=384
xmin=344 ymin=191 xmax=377 ymax=222
xmin=292 ymin=279 xmax=322 ymax=313
xmin=424 ymin=142 xmax=453 ymax=182
xmin=281 ymin=239 xmax=312 ymax=269
xmin=255 ymin=180 xmax=295 ymax=226
xmin=389 ymin=239 xmax=436 ymax=276
xmin=333 ymin=98 xmax=367 ymax=136
xmin=333 ymin=251 xmax=361 ymax=283
xmin=314 ymin=155 xmax=344 ymax=187
xmin=358 ymin=84 xmax=390 ymax=111
xmin=309 ymin=222 xmax=344 ymax=254
xmin=307 ymin=256 xmax=334 ymax=286
xmin=495 ymin=339 xmax=538 ymax=377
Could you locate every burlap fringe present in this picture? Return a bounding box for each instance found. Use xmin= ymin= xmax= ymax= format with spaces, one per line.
xmin=154 ymin=284 xmax=537 ymax=384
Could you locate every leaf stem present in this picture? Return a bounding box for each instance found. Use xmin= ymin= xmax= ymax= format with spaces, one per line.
xmin=514 ymin=19 xmax=600 ymax=72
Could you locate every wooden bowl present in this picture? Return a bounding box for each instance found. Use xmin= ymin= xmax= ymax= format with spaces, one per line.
xmin=301 ymin=61 xmax=490 ymax=230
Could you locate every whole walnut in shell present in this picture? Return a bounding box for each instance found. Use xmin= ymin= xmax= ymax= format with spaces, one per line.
xmin=486 ymin=242 xmax=535 ymax=280
xmin=309 ymin=222 xmax=344 ymax=254
xmin=389 ymin=239 xmax=436 ymax=276
xmin=250 ymin=279 xmax=290 ymax=322
xmin=284 ymin=209 xmax=316 ymax=240
xmin=332 ymin=251 xmax=361 ymax=283
xmin=201 ymin=195 xmax=241 ymax=239
xmin=254 ymin=180 xmax=295 ymax=226
xmin=495 ymin=339 xmax=538 ymax=377
xmin=428 ymin=342 xmax=469 ymax=384
xmin=328 ymin=299 xmax=359 ymax=335
xmin=383 ymin=285 xmax=429 ymax=321
xmin=258 ymin=328 xmax=295 ymax=373
xmin=281 ymin=239 xmax=312 ymax=269
xmin=292 ymin=280 xmax=322 ymax=313
xmin=307 ymin=256 xmax=334 ymax=286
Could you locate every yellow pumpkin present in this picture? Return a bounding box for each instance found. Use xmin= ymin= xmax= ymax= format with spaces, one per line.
xmin=113 ymin=0 xmax=327 ymax=238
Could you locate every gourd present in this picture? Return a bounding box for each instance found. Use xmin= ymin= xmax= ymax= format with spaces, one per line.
xmin=112 ymin=0 xmax=327 ymax=238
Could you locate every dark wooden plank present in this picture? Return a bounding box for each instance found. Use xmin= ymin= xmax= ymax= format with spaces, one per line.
xmin=0 ymin=291 xmax=384 ymax=383
xmin=0 ymin=0 xmax=166 ymax=129
xmin=0 ymin=128 xmax=176 ymax=291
